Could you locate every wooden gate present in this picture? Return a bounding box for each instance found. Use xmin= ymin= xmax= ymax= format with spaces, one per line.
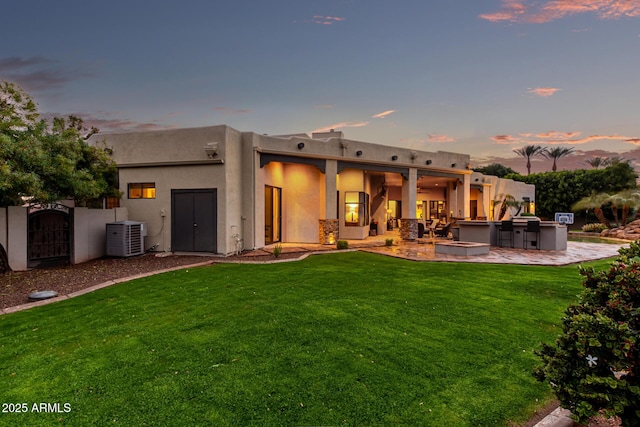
xmin=28 ymin=205 xmax=71 ymax=268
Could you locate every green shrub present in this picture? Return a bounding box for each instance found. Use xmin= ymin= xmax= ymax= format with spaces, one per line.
xmin=273 ymin=243 xmax=283 ymax=258
xmin=582 ymin=223 xmax=608 ymax=233
xmin=336 ymin=240 xmax=349 ymax=250
xmin=534 ymin=242 xmax=640 ymax=426
xmin=385 ymin=238 xmax=394 ymax=246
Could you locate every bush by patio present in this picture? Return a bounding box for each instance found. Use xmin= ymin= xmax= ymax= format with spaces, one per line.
xmin=534 ymin=242 xmax=640 ymax=426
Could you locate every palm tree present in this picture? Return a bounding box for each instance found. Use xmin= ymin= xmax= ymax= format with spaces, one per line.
xmin=542 ymin=146 xmax=575 ymax=172
xmin=609 ymin=189 xmax=640 ymax=226
xmin=513 ymin=145 xmax=544 ymax=175
xmin=606 ymin=156 xmax=631 ymax=166
xmin=493 ymin=193 xmax=523 ymax=220
xmin=572 ymin=192 xmax=612 ymax=229
xmin=584 ymin=156 xmax=610 ymax=169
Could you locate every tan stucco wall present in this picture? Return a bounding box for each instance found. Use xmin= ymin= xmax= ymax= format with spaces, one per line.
xmin=338 ymin=169 xmax=369 ymax=240
xmin=283 ymin=164 xmax=323 ymax=243
xmin=73 ymin=207 xmax=128 ymax=264
xmin=6 ymin=207 xmax=27 ymax=271
xmin=117 ymin=164 xmax=226 ymax=252
xmin=474 ymin=172 xmax=535 ymax=219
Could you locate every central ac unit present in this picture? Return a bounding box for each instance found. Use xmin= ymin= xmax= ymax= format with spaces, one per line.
xmin=106 ymin=221 xmax=145 ymax=257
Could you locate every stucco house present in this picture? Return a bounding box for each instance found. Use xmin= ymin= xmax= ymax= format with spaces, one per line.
xmin=91 ymin=125 xmax=534 ymax=255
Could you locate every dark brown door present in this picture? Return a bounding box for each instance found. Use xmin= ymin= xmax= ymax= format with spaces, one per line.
xmin=172 ymin=189 xmax=217 ymax=252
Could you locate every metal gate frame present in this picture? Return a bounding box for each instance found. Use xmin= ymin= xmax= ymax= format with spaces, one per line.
xmin=27 ymin=203 xmax=72 ymax=268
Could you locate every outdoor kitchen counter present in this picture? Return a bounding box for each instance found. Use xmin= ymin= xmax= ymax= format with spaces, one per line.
xmin=457 ymin=220 xmax=567 ymax=250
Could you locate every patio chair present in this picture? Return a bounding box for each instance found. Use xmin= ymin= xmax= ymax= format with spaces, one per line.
xmin=523 ymin=220 xmax=540 ymax=250
xmin=498 ymin=220 xmax=514 ymax=248
xmin=434 ymin=222 xmax=452 ymax=238
xmin=418 ymin=222 xmax=425 ymax=238
xmin=428 ymin=219 xmax=439 ymax=238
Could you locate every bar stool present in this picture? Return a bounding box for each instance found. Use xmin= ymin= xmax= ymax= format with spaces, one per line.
xmin=498 ymin=220 xmax=514 ymax=247
xmin=523 ymin=220 xmax=540 ymax=249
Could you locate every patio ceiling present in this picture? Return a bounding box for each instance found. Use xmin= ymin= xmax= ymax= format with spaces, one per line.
xmin=380 ymin=172 xmax=456 ymax=189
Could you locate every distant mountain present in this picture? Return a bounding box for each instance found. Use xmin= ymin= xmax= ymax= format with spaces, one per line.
xmin=474 ymin=147 xmax=640 ymax=176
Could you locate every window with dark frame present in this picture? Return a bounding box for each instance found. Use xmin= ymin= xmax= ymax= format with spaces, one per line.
xmin=344 ymin=191 xmax=369 ymax=227
xmin=128 ymin=183 xmax=156 ymax=199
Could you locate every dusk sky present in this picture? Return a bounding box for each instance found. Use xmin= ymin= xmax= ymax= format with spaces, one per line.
xmin=2 ymin=0 xmax=640 ymax=173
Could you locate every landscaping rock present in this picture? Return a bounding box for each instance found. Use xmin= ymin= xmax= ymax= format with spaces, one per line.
xmin=601 ymin=220 xmax=640 ymax=240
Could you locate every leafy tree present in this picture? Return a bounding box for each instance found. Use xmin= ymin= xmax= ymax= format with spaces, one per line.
xmin=472 ymin=163 xmax=518 ymax=178
xmin=513 ymin=145 xmax=544 ymax=175
xmin=0 ymin=80 xmax=118 ymax=207
xmin=534 ymin=242 xmax=640 ymax=426
xmin=543 ymin=146 xmax=575 ymax=172
xmin=514 ymin=162 xmax=637 ymax=220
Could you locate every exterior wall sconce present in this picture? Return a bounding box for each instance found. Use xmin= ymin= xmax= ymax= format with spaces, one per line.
xmin=204 ymin=142 xmax=218 ymax=158
xmin=451 ymin=163 xmax=456 ymax=168
xmin=297 ymin=142 xmax=305 ymax=149
xmin=425 ymin=160 xmax=432 ymax=165
xmin=356 ymin=150 xmax=363 ymax=156
xmin=391 ymin=155 xmax=398 ymax=161
xmin=409 ymin=151 xmax=417 ymax=161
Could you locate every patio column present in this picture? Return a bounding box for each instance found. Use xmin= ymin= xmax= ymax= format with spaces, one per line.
xmin=459 ymin=173 xmax=471 ymax=220
xmin=480 ymin=183 xmax=491 ymax=219
xmin=319 ymin=160 xmax=339 ymax=244
xmin=400 ymin=168 xmax=418 ymax=240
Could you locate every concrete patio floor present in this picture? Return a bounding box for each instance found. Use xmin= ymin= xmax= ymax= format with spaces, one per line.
xmin=259 ymin=229 xmax=628 ymax=266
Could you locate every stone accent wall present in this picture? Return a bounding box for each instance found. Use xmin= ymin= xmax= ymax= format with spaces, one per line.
xmin=319 ymin=219 xmax=339 ymax=244
xmin=399 ymin=218 xmax=418 ymax=240
xmin=601 ymin=219 xmax=640 ymax=240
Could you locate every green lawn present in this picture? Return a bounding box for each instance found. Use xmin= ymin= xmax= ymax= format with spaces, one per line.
xmin=0 ymin=252 xmax=611 ymax=426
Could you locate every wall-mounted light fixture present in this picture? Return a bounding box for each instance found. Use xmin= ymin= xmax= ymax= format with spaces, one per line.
xmin=356 ymin=150 xmax=363 ymax=156
xmin=451 ymin=163 xmax=456 ymax=168
xmin=409 ymin=151 xmax=417 ymax=160
xmin=204 ymin=142 xmax=218 ymax=158
xmin=297 ymin=142 xmax=305 ymax=150
xmin=391 ymin=155 xmax=398 ymax=161
xmin=425 ymin=160 xmax=432 ymax=165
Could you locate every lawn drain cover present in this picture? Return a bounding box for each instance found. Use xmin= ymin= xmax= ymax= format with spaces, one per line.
xmin=28 ymin=290 xmax=58 ymax=301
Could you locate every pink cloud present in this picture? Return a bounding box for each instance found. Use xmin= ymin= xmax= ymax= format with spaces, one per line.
xmin=314 ymin=104 xmax=335 ymax=109
xmin=535 ymin=131 xmax=581 ymax=140
xmin=372 ymin=110 xmax=396 ymax=119
xmin=428 ymin=133 xmax=456 ymax=143
xmin=480 ymin=0 xmax=640 ymax=24
xmin=311 ymin=15 xmax=346 ymax=25
xmin=491 ymin=131 xmax=640 ymax=146
xmin=528 ymin=87 xmax=561 ymax=97
xmin=564 ymin=134 xmax=640 ymax=145
xmin=491 ymin=134 xmax=523 ymax=144
xmin=312 ymin=121 xmax=369 ymax=133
